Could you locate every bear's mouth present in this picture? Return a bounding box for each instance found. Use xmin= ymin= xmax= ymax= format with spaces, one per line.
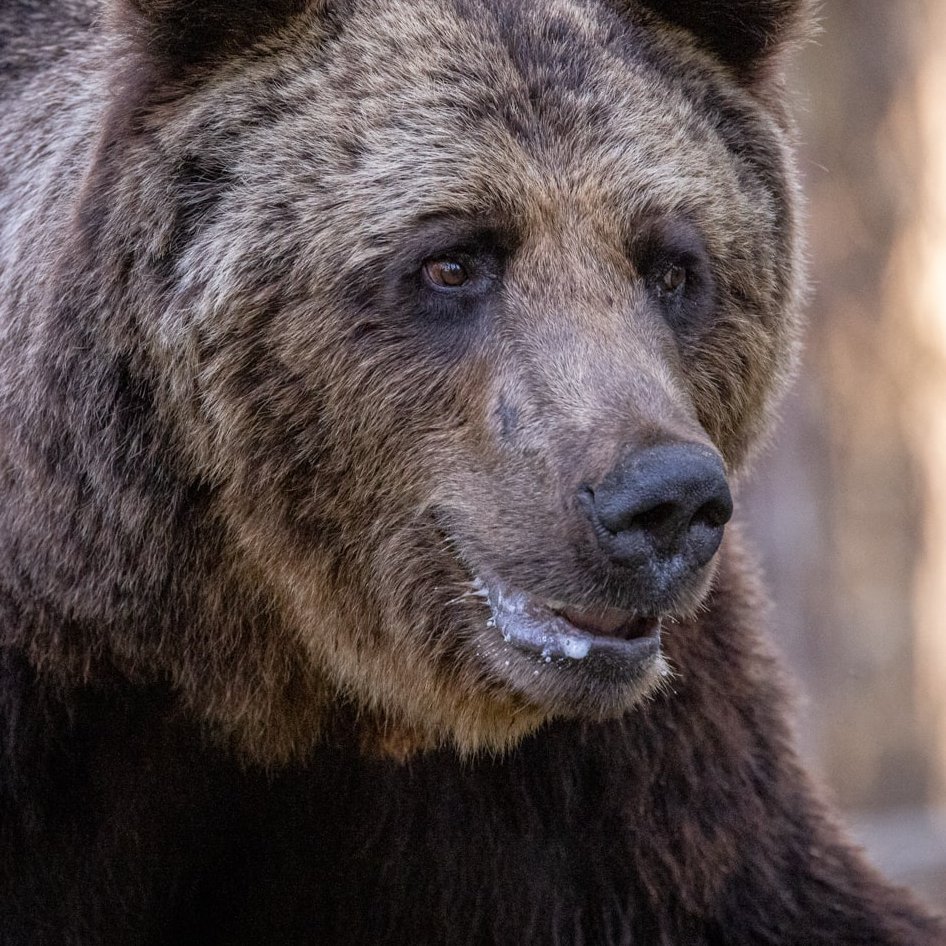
xmin=471 ymin=576 xmax=661 ymax=665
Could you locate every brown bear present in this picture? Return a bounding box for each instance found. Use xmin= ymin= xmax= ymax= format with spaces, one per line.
xmin=0 ymin=0 xmax=942 ymax=943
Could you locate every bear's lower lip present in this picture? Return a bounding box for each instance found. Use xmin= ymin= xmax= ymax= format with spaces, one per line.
xmin=473 ymin=577 xmax=661 ymax=665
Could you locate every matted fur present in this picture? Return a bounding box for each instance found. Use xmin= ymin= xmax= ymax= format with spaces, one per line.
xmin=0 ymin=0 xmax=942 ymax=943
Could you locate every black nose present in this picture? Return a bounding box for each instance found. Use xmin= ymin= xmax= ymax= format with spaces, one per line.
xmin=582 ymin=443 xmax=733 ymax=574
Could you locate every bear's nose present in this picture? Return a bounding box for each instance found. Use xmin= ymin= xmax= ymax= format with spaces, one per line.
xmin=581 ymin=443 xmax=733 ymax=573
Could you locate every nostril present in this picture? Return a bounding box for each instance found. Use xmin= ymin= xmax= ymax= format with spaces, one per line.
xmin=692 ymin=495 xmax=733 ymax=531
xmin=629 ymin=501 xmax=681 ymax=536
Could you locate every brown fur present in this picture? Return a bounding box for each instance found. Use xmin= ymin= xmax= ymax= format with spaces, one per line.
xmin=0 ymin=1 xmax=942 ymax=943
xmin=2 ymin=0 xmax=805 ymax=762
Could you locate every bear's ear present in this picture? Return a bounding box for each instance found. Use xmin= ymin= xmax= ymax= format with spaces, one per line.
xmin=113 ymin=0 xmax=319 ymax=65
xmin=635 ymin=0 xmax=812 ymax=78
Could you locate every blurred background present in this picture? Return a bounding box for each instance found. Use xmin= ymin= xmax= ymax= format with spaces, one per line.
xmin=742 ymin=0 xmax=946 ymax=909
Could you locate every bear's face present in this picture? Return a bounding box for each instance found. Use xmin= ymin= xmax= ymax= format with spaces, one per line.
xmin=114 ymin=0 xmax=804 ymax=755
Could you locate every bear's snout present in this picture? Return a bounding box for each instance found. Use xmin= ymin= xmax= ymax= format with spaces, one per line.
xmin=579 ymin=443 xmax=733 ymax=597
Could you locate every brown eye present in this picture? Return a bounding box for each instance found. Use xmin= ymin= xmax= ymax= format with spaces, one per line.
xmin=660 ymin=263 xmax=687 ymax=295
xmin=424 ymin=259 xmax=469 ymax=288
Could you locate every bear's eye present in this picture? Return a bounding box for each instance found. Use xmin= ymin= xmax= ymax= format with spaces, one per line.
xmin=424 ymin=259 xmax=469 ymax=289
xmin=658 ymin=263 xmax=687 ymax=296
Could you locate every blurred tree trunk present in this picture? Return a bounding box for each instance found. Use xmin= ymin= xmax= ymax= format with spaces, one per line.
xmin=742 ymin=0 xmax=946 ymax=903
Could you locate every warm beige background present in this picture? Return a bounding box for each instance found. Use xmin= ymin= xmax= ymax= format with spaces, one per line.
xmin=742 ymin=0 xmax=946 ymax=909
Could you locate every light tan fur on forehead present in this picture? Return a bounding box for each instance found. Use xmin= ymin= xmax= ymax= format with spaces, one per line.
xmin=146 ymin=0 xmax=780 ymax=289
xmin=312 ymin=0 xmax=760 ymax=234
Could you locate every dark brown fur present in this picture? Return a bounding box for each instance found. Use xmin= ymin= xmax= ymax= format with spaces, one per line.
xmin=0 ymin=0 xmax=942 ymax=943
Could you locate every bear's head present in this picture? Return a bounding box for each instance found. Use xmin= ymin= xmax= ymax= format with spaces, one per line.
xmin=38 ymin=0 xmax=810 ymax=760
